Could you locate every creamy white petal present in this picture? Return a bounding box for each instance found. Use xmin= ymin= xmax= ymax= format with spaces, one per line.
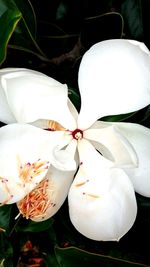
xmin=78 ymin=39 xmax=150 ymax=129
xmin=115 ymin=122 xmax=150 ymax=197
xmin=0 ymin=124 xmax=74 ymax=204
xmin=29 ymin=99 xmax=78 ymax=130
xmin=68 ymin=139 xmax=137 ymax=241
xmin=0 ymin=84 xmax=16 ymax=124
xmin=17 ymin=165 xmax=76 ymax=221
xmin=1 ymin=69 xmax=76 ymax=129
xmin=51 ymin=136 xmax=77 ymax=171
xmin=0 ymin=68 xmax=46 ymax=124
xmin=84 ymin=124 xmax=138 ymax=167
xmin=68 ymin=98 xmax=79 ymax=121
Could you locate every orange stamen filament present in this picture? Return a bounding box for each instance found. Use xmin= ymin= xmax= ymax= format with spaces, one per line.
xmin=19 ymin=159 xmax=49 ymax=186
xmin=47 ymin=120 xmax=65 ymax=131
xmin=17 ymin=178 xmax=55 ymax=220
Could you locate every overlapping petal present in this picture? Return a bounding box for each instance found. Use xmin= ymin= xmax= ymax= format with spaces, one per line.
xmin=114 ymin=122 xmax=150 ymax=197
xmin=0 ymin=68 xmax=76 ymax=130
xmin=78 ymin=39 xmax=150 ymax=129
xmin=0 ymin=123 xmax=76 ymax=204
xmin=84 ymin=123 xmax=138 ymax=167
xmin=68 ymin=139 xmax=137 ymax=241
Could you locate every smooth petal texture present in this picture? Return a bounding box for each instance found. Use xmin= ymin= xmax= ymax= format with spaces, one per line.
xmin=32 ymin=99 xmax=78 ymax=130
xmin=115 ymin=122 xmax=150 ymax=197
xmin=68 ymin=139 xmax=137 ymax=241
xmin=51 ymin=134 xmax=77 ymax=171
xmin=1 ymin=69 xmax=76 ymax=130
xmin=0 ymin=124 xmax=75 ymax=204
xmin=78 ymin=39 xmax=150 ymax=129
xmin=17 ymin=165 xmax=76 ymax=222
xmin=84 ymin=123 xmax=138 ymax=167
xmin=0 ymin=68 xmax=45 ymax=124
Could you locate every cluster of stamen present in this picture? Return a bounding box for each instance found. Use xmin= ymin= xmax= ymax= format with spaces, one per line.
xmin=17 ymin=177 xmax=55 ymax=220
xmin=46 ymin=120 xmax=65 ymax=131
xmin=19 ymin=159 xmax=49 ymax=186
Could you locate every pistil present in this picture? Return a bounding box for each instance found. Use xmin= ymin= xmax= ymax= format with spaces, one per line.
xmin=72 ymin=129 xmax=83 ymax=140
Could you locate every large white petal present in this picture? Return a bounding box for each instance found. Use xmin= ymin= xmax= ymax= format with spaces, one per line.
xmin=84 ymin=123 xmax=138 ymax=167
xmin=0 ymin=124 xmax=74 ymax=204
xmin=78 ymin=39 xmax=150 ymax=129
xmin=17 ymin=165 xmax=76 ymax=221
xmin=0 ymin=68 xmax=46 ymax=124
xmin=1 ymin=69 xmax=76 ymax=129
xmin=68 ymin=139 xmax=137 ymax=241
xmin=115 ymin=122 xmax=150 ymax=197
xmin=30 ymin=99 xmax=78 ymax=130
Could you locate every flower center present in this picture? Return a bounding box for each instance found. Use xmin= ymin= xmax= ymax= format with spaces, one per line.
xmin=72 ymin=129 xmax=83 ymax=140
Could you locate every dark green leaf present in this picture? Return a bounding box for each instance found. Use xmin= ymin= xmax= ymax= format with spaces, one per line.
xmin=0 ymin=233 xmax=13 ymax=267
xmin=10 ymin=0 xmax=46 ymax=58
xmin=0 ymin=205 xmax=13 ymax=233
xmin=0 ymin=0 xmax=21 ymax=64
xmin=43 ymin=252 xmax=61 ymax=267
xmin=121 ymin=0 xmax=143 ymax=39
xmin=55 ymin=246 xmax=150 ymax=267
xmin=16 ymin=217 xmax=54 ymax=232
xmin=102 ymin=111 xmax=137 ymax=122
xmin=13 ymin=0 xmax=36 ymax=37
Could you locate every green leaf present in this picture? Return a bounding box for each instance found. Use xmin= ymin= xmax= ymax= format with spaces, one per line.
xmin=101 ymin=111 xmax=137 ymax=122
xmin=121 ymin=0 xmax=143 ymax=39
xmin=55 ymin=246 xmax=150 ymax=267
xmin=10 ymin=0 xmax=46 ymax=58
xmin=0 ymin=205 xmax=13 ymax=233
xmin=0 ymin=0 xmax=21 ymax=64
xmin=0 ymin=0 xmax=46 ymax=64
xmin=13 ymin=0 xmax=36 ymax=37
xmin=0 ymin=233 xmax=13 ymax=267
xmin=16 ymin=217 xmax=54 ymax=232
xmin=43 ymin=252 xmax=61 ymax=267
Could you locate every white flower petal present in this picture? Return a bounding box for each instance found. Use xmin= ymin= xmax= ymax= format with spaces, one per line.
xmin=68 ymin=139 xmax=137 ymax=241
xmin=51 ymin=137 xmax=77 ymax=171
xmin=84 ymin=123 xmax=138 ymax=167
xmin=17 ymin=165 xmax=76 ymax=221
xmin=0 ymin=68 xmax=45 ymax=124
xmin=28 ymin=99 xmax=78 ymax=130
xmin=115 ymin=122 xmax=150 ymax=197
xmin=68 ymin=98 xmax=79 ymax=121
xmin=0 ymin=123 xmax=73 ymax=204
xmin=1 ymin=68 xmax=76 ymax=129
xmin=78 ymin=39 xmax=150 ymax=129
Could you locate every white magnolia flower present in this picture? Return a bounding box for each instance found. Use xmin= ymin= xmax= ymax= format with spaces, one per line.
xmin=0 ymin=39 xmax=150 ymax=241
